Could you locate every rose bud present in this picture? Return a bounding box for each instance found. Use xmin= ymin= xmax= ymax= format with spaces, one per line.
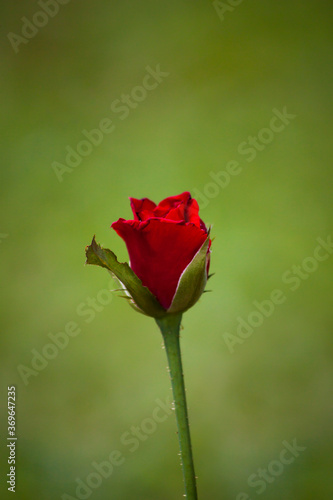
xmin=85 ymin=192 xmax=211 ymax=318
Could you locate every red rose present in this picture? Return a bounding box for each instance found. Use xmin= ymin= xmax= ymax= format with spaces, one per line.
xmin=111 ymin=192 xmax=211 ymax=311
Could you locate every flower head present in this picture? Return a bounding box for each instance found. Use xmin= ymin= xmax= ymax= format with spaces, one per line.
xmin=86 ymin=192 xmax=211 ymax=318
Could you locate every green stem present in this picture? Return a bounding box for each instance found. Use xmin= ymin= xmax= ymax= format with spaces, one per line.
xmin=156 ymin=314 xmax=198 ymax=500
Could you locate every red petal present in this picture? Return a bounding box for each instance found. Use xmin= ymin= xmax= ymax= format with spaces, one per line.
xmin=156 ymin=191 xmax=191 ymax=209
xmin=163 ymin=205 xmax=187 ymax=222
xmin=154 ymin=192 xmax=191 ymax=218
xmin=111 ymin=218 xmax=207 ymax=309
xmin=186 ymin=198 xmax=202 ymax=228
xmin=129 ymin=198 xmax=156 ymax=221
xmin=206 ymin=240 xmax=211 ymax=275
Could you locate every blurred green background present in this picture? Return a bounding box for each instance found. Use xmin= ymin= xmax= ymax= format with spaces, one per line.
xmin=1 ymin=1 xmax=333 ymax=499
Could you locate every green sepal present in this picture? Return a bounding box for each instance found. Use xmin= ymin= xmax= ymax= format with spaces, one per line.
xmin=167 ymin=232 xmax=210 ymax=314
xmin=85 ymin=236 xmax=167 ymax=318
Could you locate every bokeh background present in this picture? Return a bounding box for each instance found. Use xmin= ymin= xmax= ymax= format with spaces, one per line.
xmin=1 ymin=1 xmax=333 ymax=499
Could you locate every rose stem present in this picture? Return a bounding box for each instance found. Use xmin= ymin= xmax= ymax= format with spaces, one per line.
xmin=156 ymin=314 xmax=198 ymax=500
